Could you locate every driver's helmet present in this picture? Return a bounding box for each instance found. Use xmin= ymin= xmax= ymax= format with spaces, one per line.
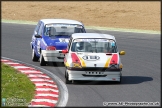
xmin=76 ymin=42 xmax=85 ymax=51
xmin=46 ymin=27 xmax=56 ymax=36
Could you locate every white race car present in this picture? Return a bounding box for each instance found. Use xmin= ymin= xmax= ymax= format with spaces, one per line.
xmin=59 ymin=33 xmax=125 ymax=84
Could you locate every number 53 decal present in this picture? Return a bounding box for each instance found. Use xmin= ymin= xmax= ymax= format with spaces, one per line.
xmin=59 ymin=38 xmax=69 ymax=43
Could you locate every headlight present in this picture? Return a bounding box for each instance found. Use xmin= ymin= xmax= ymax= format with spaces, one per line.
xmin=72 ymin=62 xmax=82 ymax=68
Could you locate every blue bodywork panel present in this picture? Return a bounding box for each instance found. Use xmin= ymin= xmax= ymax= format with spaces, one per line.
xmin=31 ymin=21 xmax=86 ymax=58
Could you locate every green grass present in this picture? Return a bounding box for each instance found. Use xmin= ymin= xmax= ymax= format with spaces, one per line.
xmin=1 ymin=63 xmax=35 ymax=106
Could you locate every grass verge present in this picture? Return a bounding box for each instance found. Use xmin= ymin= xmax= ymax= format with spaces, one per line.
xmin=1 ymin=63 xmax=35 ymax=106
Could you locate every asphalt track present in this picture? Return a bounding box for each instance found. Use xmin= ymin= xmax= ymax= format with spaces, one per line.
xmin=1 ymin=23 xmax=161 ymax=107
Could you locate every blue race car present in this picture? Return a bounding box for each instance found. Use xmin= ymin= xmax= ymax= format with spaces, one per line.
xmin=30 ymin=19 xmax=86 ymax=66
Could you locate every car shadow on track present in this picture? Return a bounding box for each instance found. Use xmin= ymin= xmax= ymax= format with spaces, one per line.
xmin=46 ymin=62 xmax=65 ymax=67
xmin=70 ymin=76 xmax=153 ymax=85
xmin=120 ymin=76 xmax=153 ymax=85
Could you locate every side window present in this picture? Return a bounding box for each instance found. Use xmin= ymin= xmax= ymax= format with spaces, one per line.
xmin=81 ymin=26 xmax=86 ymax=33
xmin=35 ymin=21 xmax=41 ymax=33
xmin=38 ymin=23 xmax=44 ymax=36
xmin=74 ymin=26 xmax=86 ymax=33
xmin=67 ymin=38 xmax=73 ymax=51
xmin=82 ymin=26 xmax=86 ymax=33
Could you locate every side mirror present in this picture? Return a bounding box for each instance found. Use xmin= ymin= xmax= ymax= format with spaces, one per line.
xmin=59 ymin=49 xmax=68 ymax=54
xmin=35 ymin=34 xmax=42 ymax=38
xmin=119 ymin=51 xmax=125 ymax=55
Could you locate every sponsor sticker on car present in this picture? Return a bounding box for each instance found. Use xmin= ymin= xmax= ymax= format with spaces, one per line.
xmin=59 ymin=38 xmax=70 ymax=43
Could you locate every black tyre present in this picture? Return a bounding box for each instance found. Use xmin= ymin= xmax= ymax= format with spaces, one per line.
xmin=65 ymin=69 xmax=66 ymax=78
xmin=72 ymin=80 xmax=77 ymax=84
xmin=53 ymin=62 xmax=57 ymax=66
xmin=40 ymin=53 xmax=46 ymax=66
xmin=65 ymin=69 xmax=71 ymax=84
xmin=32 ymin=49 xmax=39 ymax=61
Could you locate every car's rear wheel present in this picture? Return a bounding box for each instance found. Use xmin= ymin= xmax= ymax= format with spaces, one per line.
xmin=40 ymin=53 xmax=46 ymax=66
xmin=53 ymin=62 xmax=57 ymax=66
xmin=72 ymin=80 xmax=77 ymax=84
xmin=65 ymin=69 xmax=71 ymax=84
xmin=32 ymin=49 xmax=39 ymax=61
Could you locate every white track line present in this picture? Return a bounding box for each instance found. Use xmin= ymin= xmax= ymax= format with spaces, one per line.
xmin=28 ymin=105 xmax=49 ymax=107
xmin=27 ymin=74 xmax=50 ymax=78
xmin=35 ymin=94 xmax=59 ymax=97
xmin=12 ymin=66 xmax=29 ymax=68
xmin=1 ymin=59 xmax=10 ymax=62
xmin=3 ymin=62 xmax=21 ymax=64
xmin=34 ymin=83 xmax=57 ymax=88
xmin=30 ymin=79 xmax=54 ymax=82
xmin=36 ymin=88 xmax=59 ymax=92
xmin=20 ymin=70 xmax=43 ymax=74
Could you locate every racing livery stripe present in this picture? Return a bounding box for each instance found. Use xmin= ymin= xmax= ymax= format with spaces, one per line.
xmin=104 ymin=57 xmax=111 ymax=67
xmin=71 ymin=53 xmax=81 ymax=63
xmin=110 ymin=54 xmax=118 ymax=64
xmin=64 ymin=58 xmax=70 ymax=67
xmin=65 ymin=62 xmax=70 ymax=67
xmin=1 ymin=59 xmax=59 ymax=107
xmin=78 ymin=56 xmax=86 ymax=67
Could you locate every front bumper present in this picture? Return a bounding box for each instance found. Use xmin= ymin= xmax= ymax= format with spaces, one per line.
xmin=42 ymin=50 xmax=65 ymax=62
xmin=67 ymin=69 xmax=121 ymax=81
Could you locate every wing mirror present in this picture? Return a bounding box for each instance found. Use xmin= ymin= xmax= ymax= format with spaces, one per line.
xmin=59 ymin=49 xmax=68 ymax=54
xmin=119 ymin=51 xmax=125 ymax=55
xmin=35 ymin=34 xmax=42 ymax=38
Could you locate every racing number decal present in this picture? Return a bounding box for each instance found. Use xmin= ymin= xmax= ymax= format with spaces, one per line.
xmin=59 ymin=38 xmax=69 ymax=43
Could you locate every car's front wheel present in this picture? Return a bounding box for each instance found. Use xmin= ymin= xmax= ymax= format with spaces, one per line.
xmin=65 ymin=69 xmax=72 ymax=84
xmin=40 ymin=53 xmax=46 ymax=66
xmin=32 ymin=49 xmax=39 ymax=61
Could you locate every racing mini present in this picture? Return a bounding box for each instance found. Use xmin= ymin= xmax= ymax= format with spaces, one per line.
xmin=60 ymin=33 xmax=126 ymax=84
xmin=30 ymin=19 xmax=86 ymax=66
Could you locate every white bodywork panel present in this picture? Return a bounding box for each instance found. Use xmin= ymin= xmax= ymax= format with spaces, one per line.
xmin=42 ymin=50 xmax=64 ymax=62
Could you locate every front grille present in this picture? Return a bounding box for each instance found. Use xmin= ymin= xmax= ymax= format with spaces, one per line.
xmin=82 ymin=74 xmax=107 ymax=77
xmin=82 ymin=67 xmax=107 ymax=71
xmin=57 ymin=57 xmax=64 ymax=59
xmin=67 ymin=67 xmax=121 ymax=71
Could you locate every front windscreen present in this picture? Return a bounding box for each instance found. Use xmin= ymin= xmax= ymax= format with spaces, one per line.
xmin=44 ymin=23 xmax=85 ymax=36
xmin=71 ymin=38 xmax=117 ymax=53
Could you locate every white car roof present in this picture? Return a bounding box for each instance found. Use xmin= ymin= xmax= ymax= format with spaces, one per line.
xmin=71 ymin=33 xmax=116 ymax=40
xmin=40 ymin=19 xmax=83 ymax=25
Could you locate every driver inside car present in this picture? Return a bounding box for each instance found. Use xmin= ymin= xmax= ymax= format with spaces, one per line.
xmin=75 ymin=42 xmax=93 ymax=52
xmin=76 ymin=42 xmax=85 ymax=52
xmin=103 ymin=42 xmax=115 ymax=53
